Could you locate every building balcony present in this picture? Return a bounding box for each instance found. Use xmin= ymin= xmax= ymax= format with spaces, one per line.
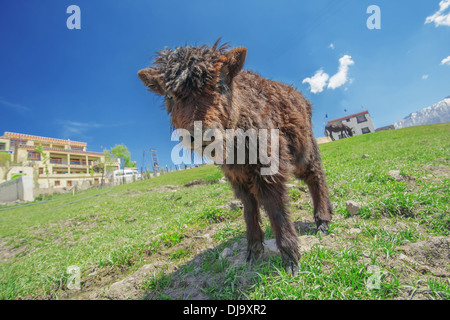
xmin=38 ymin=172 xmax=104 ymax=178
xmin=50 ymin=160 xmax=97 ymax=168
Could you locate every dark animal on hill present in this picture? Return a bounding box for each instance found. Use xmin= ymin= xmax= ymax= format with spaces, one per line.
xmin=138 ymin=40 xmax=332 ymax=275
xmin=325 ymin=122 xmax=353 ymax=141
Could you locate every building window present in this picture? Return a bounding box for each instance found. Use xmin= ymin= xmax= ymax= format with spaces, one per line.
xmin=10 ymin=139 xmax=27 ymax=148
xmin=71 ymin=146 xmax=83 ymax=151
xmin=346 ymin=118 xmax=350 ymax=122
xmin=94 ymin=178 xmax=99 ymax=184
xmin=356 ymin=114 xmax=368 ymax=123
xmin=67 ymin=180 xmax=72 ymax=187
xmin=28 ymin=151 xmax=41 ymax=161
xmin=0 ymin=143 xmax=5 ymax=151
xmin=362 ymin=127 xmax=371 ymax=134
xmin=55 ymin=180 xmax=61 ymax=186
xmin=39 ymin=167 xmax=44 ymax=174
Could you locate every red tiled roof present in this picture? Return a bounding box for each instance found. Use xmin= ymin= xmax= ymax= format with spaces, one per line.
xmin=2 ymin=132 xmax=86 ymax=146
xmin=16 ymin=144 xmax=103 ymax=156
xmin=327 ymin=111 xmax=369 ymax=125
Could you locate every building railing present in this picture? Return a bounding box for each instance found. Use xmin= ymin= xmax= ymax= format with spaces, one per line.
xmin=38 ymin=172 xmax=104 ymax=177
xmin=50 ymin=160 xmax=99 ymax=166
xmin=50 ymin=159 xmax=67 ymax=164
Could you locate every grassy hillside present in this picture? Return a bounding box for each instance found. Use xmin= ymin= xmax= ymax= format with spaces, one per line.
xmin=0 ymin=123 xmax=448 ymax=300
xmin=320 ymin=123 xmax=449 ymax=235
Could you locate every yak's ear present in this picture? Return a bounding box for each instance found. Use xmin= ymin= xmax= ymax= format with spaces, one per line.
xmin=219 ymin=47 xmax=247 ymax=85
xmin=138 ymin=68 xmax=165 ymax=95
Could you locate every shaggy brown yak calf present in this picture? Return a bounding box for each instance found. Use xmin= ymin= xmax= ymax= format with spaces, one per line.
xmin=138 ymin=41 xmax=332 ymax=275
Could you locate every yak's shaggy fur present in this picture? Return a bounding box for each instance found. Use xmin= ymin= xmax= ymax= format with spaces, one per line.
xmin=138 ymin=40 xmax=332 ymax=275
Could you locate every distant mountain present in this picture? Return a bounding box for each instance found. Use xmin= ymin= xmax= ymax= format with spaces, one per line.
xmin=394 ymin=97 xmax=450 ymax=129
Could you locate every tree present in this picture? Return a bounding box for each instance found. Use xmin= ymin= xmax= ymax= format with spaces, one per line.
xmin=35 ymin=144 xmax=50 ymax=189
xmin=0 ymin=152 xmax=11 ymax=181
xmin=111 ymin=144 xmax=132 ymax=184
xmin=96 ymin=148 xmax=115 ymax=188
xmin=111 ymin=145 xmax=131 ymax=165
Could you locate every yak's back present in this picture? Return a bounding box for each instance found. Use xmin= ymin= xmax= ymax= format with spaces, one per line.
xmin=233 ymin=70 xmax=313 ymax=126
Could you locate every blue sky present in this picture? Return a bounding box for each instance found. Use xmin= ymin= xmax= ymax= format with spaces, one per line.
xmin=1 ymin=0 xmax=449 ymax=171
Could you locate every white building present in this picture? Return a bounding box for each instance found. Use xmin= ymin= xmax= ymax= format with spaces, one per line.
xmin=326 ymin=111 xmax=375 ymax=140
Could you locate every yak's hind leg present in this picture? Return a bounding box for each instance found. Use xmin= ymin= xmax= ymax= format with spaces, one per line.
xmin=233 ymin=184 xmax=264 ymax=264
xmin=258 ymin=183 xmax=300 ymax=276
xmin=295 ymin=140 xmax=333 ymax=233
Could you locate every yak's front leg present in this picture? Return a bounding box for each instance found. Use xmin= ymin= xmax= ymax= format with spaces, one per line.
xmin=259 ymin=186 xmax=300 ymax=276
xmin=296 ymin=143 xmax=333 ymax=233
xmin=234 ymin=185 xmax=264 ymax=264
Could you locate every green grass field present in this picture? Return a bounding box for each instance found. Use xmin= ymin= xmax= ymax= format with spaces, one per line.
xmin=0 ymin=123 xmax=448 ymax=300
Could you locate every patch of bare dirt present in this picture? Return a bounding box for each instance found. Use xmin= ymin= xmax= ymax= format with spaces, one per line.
xmin=70 ymin=231 xmax=329 ymax=301
xmin=183 ymin=179 xmax=217 ymax=187
xmin=383 ymin=236 xmax=450 ymax=300
xmin=0 ymin=240 xmax=27 ymax=264
xmin=148 ymin=185 xmax=180 ymax=193
xmin=28 ymin=216 xmax=100 ymax=246
xmin=396 ymin=236 xmax=450 ymax=277
xmin=77 ymin=261 xmax=172 ymax=300
xmin=424 ymin=165 xmax=450 ymax=178
xmin=61 ymin=223 xmax=220 ymax=300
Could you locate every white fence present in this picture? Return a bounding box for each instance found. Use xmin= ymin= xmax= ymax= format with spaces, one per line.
xmin=0 ymin=175 xmax=34 ymax=203
xmin=108 ymin=169 xmax=142 ymax=185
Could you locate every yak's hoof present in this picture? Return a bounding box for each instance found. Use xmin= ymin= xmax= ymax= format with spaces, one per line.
xmin=246 ymin=247 xmax=263 ymax=266
xmin=285 ymin=261 xmax=299 ymax=276
xmin=316 ymin=221 xmax=330 ymax=235
xmin=281 ymin=250 xmax=300 ymax=276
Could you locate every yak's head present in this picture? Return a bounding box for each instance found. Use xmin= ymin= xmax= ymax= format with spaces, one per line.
xmin=138 ymin=40 xmax=246 ymax=135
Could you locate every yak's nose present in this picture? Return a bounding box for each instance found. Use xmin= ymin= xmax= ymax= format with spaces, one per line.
xmin=138 ymin=69 xmax=149 ymax=84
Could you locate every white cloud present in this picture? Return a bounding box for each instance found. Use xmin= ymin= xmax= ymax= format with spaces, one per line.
xmin=441 ymin=55 xmax=450 ymax=65
xmin=327 ymin=55 xmax=355 ymax=90
xmin=302 ymin=55 xmax=355 ymax=94
xmin=425 ymin=0 xmax=450 ymax=27
xmin=55 ymin=119 xmax=132 ymax=140
xmin=0 ymin=98 xmax=31 ymax=114
xmin=329 ymin=43 xmax=335 ymax=50
xmin=302 ymin=70 xmax=330 ymax=94
xmin=422 ymin=74 xmax=429 ymax=79
xmin=56 ymin=120 xmax=104 ymax=140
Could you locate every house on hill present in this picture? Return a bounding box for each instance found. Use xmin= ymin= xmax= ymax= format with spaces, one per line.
xmin=0 ymin=132 xmax=121 ymax=187
xmin=326 ymin=111 xmax=375 ymax=140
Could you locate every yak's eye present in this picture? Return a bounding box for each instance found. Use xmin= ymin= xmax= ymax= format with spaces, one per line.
xmin=217 ymin=77 xmax=230 ymax=94
xmin=218 ymin=76 xmax=226 ymax=89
